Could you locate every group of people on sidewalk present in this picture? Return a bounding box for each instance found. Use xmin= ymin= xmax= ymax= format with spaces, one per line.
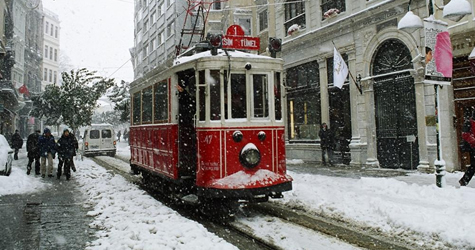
xmin=117 ymin=128 xmax=129 ymax=142
xmin=21 ymin=128 xmax=78 ymax=180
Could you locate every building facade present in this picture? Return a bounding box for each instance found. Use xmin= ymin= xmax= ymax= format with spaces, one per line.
xmin=131 ymin=0 xmax=474 ymax=173
xmin=41 ymin=7 xmax=59 ymax=90
xmin=131 ymin=0 xmax=188 ymax=80
xmin=274 ymin=0 xmax=474 ymax=173
xmin=0 ymin=0 xmax=17 ymax=135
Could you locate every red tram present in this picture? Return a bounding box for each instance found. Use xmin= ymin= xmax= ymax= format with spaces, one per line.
xmin=129 ymin=41 xmax=292 ymax=205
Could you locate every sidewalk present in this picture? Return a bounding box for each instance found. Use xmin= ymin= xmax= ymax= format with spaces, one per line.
xmin=0 ymin=151 xmax=95 ymax=250
xmin=286 ymin=160 xmax=474 ymax=188
xmin=282 ymin=160 xmax=475 ymax=249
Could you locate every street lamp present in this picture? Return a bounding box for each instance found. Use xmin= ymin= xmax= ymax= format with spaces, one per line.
xmin=398 ymin=0 xmax=473 ymax=188
xmin=443 ymin=0 xmax=473 ymax=22
xmin=397 ymin=0 xmax=423 ymax=33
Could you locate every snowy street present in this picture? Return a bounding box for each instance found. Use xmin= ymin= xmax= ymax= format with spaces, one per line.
xmin=0 ymin=141 xmax=474 ymax=249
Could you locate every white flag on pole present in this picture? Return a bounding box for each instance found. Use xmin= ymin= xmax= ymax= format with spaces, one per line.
xmin=333 ymin=47 xmax=348 ymax=89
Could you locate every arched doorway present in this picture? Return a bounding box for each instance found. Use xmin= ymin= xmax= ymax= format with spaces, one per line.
xmin=372 ymin=39 xmax=419 ymax=169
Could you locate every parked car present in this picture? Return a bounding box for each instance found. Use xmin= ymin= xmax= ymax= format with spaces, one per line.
xmin=0 ymin=134 xmax=13 ymax=176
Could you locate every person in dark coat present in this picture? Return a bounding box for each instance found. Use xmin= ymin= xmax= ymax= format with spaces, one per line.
xmin=319 ymin=123 xmax=335 ymax=166
xmin=38 ymin=128 xmax=56 ymax=178
xmin=56 ymin=129 xmax=77 ymax=180
xmin=117 ymin=130 xmax=121 ymax=142
xmin=123 ymin=128 xmax=128 ymax=142
xmin=460 ymin=112 xmax=475 ymax=186
xmin=11 ymin=129 xmax=23 ymax=160
xmin=26 ymin=129 xmax=41 ymax=175
xmin=57 ymin=130 xmax=78 ymax=175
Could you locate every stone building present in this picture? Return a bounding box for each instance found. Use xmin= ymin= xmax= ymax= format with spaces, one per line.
xmin=274 ymin=0 xmax=474 ymax=172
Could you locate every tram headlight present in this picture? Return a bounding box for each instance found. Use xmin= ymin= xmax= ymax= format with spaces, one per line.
xmin=258 ymin=131 xmax=266 ymax=141
xmin=240 ymin=143 xmax=261 ymax=168
xmin=233 ymin=130 xmax=243 ymax=142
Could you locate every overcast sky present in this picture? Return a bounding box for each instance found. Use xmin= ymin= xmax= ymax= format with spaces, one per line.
xmin=42 ymin=0 xmax=134 ymax=82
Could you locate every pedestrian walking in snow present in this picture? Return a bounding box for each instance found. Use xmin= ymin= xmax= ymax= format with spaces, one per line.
xmin=319 ymin=123 xmax=335 ymax=166
xmin=38 ymin=128 xmax=56 ymax=178
xmin=123 ymin=128 xmax=128 ymax=142
xmin=57 ymin=129 xmax=78 ymax=176
xmin=11 ymin=129 xmax=23 ymax=160
xmin=460 ymin=112 xmax=475 ymax=186
xmin=117 ymin=130 xmax=121 ymax=142
xmin=56 ymin=129 xmax=76 ymax=180
xmin=26 ymin=129 xmax=41 ymax=175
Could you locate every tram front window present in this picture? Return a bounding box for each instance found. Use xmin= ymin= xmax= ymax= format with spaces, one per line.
xmin=210 ymin=70 xmax=221 ymax=120
xmin=253 ymin=74 xmax=268 ymax=118
xmin=231 ymin=74 xmax=247 ymax=118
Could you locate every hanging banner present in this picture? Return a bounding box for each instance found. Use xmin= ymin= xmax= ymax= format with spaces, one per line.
xmin=424 ymin=17 xmax=453 ymax=85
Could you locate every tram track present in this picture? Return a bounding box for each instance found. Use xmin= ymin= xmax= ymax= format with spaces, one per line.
xmin=89 ymin=155 xmax=279 ymax=250
xmin=90 ymin=155 xmax=417 ymax=250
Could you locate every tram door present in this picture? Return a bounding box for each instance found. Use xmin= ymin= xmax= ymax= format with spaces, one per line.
xmin=374 ymin=74 xmax=419 ymax=169
xmin=177 ymin=69 xmax=197 ymax=176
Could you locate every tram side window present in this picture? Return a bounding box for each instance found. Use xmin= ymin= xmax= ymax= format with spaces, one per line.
xmin=275 ymin=72 xmax=282 ymax=120
xmin=154 ymin=81 xmax=168 ymax=122
xmin=199 ymin=70 xmax=205 ymax=121
xmin=210 ymin=70 xmax=221 ymax=120
xmin=253 ymin=74 xmax=268 ymax=118
xmin=231 ymin=74 xmax=247 ymax=118
xmin=133 ymin=92 xmax=141 ymax=125
xmin=142 ymin=87 xmax=153 ymax=123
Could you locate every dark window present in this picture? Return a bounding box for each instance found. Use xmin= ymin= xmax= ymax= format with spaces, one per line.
xmin=199 ymin=70 xmax=205 ymax=121
xmin=253 ymin=74 xmax=268 ymax=118
xmin=133 ymin=92 xmax=141 ymax=124
xmin=231 ymin=74 xmax=247 ymax=118
xmin=212 ymin=2 xmax=221 ymax=10
xmin=288 ymin=92 xmax=321 ymax=140
xmin=275 ymin=72 xmax=282 ymax=120
xmin=327 ymin=54 xmax=348 ymax=85
xmin=259 ymin=10 xmax=268 ymax=32
xmin=210 ymin=70 xmax=221 ymax=120
xmin=321 ymin=0 xmax=346 ymax=20
xmin=142 ymin=87 xmax=153 ymax=123
xmin=286 ymin=61 xmax=319 ymax=88
xmin=154 ymin=81 xmax=168 ymax=122
xmin=102 ymin=130 xmax=112 ymax=138
xmin=284 ymin=0 xmax=306 ymax=32
xmin=90 ymin=130 xmax=100 ymax=139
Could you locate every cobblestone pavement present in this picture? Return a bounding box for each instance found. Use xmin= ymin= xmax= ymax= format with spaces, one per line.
xmin=0 ymin=163 xmax=95 ymax=250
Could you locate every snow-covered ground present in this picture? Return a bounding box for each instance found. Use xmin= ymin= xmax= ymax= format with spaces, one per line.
xmin=282 ymin=162 xmax=475 ymax=249
xmin=2 ymin=141 xmax=475 ymax=249
xmin=77 ymin=157 xmax=236 ymax=250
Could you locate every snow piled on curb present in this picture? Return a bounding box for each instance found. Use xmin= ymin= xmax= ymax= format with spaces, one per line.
xmin=277 ymin=171 xmax=475 ymax=249
xmin=0 ymin=165 xmax=50 ymax=196
xmin=75 ymin=158 xmax=236 ymax=250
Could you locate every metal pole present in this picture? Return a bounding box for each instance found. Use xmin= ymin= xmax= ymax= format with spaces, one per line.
xmin=434 ymin=85 xmax=446 ymax=187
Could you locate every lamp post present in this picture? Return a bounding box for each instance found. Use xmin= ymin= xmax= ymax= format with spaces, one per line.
xmin=398 ymin=0 xmax=473 ymax=187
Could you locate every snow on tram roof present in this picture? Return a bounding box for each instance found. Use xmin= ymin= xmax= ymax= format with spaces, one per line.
xmin=173 ymin=49 xmax=275 ymax=65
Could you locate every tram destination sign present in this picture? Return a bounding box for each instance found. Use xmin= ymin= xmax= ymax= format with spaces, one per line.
xmin=222 ymin=25 xmax=260 ymax=50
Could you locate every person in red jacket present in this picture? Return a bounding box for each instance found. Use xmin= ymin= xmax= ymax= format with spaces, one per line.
xmin=460 ymin=112 xmax=475 ymax=186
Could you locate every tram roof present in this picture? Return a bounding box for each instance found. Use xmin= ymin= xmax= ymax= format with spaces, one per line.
xmin=173 ymin=49 xmax=277 ymax=66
